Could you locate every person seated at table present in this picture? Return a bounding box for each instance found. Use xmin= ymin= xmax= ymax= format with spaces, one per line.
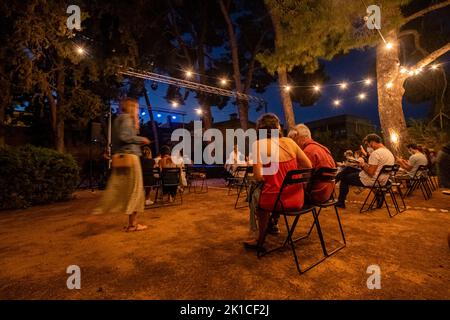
xmin=243 ymin=113 xmax=312 ymax=250
xmin=336 ymin=134 xmax=395 ymax=209
xmin=336 ymin=150 xmax=364 ymax=182
xmin=288 ymin=124 xmax=336 ymax=204
xmin=396 ymin=143 xmax=428 ymax=178
xmin=225 ymin=143 xmax=246 ymax=173
xmin=159 ymin=145 xmax=180 ymax=202
xmin=141 ymin=146 xmax=156 ymax=206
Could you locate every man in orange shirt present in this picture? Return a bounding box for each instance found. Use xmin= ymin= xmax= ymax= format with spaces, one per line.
xmin=288 ymin=124 xmax=336 ymax=204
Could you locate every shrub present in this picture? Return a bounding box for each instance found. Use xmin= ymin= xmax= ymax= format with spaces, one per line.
xmin=0 ymin=145 xmax=79 ymax=209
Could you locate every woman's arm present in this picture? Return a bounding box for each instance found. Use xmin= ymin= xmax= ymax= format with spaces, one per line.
xmin=118 ymin=116 xmax=147 ymax=145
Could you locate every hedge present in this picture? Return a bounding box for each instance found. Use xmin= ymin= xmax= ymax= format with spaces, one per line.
xmin=0 ymin=145 xmax=79 ymax=209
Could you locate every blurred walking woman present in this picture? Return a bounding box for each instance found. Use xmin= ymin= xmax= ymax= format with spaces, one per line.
xmin=95 ymin=98 xmax=150 ymax=231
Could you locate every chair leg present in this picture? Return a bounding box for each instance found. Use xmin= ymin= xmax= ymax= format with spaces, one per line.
xmin=360 ymin=187 xmax=376 ymax=213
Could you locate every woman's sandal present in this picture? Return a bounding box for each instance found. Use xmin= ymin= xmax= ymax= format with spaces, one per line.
xmin=125 ymin=224 xmax=148 ymax=232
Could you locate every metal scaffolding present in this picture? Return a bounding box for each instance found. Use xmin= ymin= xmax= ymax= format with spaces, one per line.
xmin=119 ymin=67 xmax=267 ymax=106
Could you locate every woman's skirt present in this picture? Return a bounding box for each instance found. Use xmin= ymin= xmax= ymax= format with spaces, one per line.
xmin=95 ymin=154 xmax=145 ymax=215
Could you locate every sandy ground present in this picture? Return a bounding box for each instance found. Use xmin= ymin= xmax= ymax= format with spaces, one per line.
xmin=0 ymin=179 xmax=449 ymax=300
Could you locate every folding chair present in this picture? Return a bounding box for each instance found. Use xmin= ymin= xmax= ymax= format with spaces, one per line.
xmin=227 ymin=166 xmax=248 ymax=195
xmin=402 ymin=165 xmax=432 ymax=200
xmin=156 ymin=168 xmax=182 ymax=205
xmin=186 ymin=166 xmax=208 ymax=193
xmin=297 ymin=168 xmax=346 ymax=257
xmin=360 ymin=165 xmax=405 ymax=218
xmin=234 ymin=166 xmax=253 ymax=209
xmin=257 ymin=169 xmax=329 ymax=275
xmin=144 ymin=167 xmax=161 ymax=204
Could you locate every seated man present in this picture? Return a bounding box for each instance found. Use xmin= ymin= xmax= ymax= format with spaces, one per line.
xmin=336 ymin=150 xmax=364 ymax=182
xmin=224 ymin=143 xmax=246 ymax=183
xmin=336 ymin=134 xmax=395 ymax=208
xmin=288 ymin=124 xmax=336 ymax=204
xmin=397 ymin=143 xmax=428 ymax=178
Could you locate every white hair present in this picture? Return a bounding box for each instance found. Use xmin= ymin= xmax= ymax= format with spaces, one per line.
xmin=288 ymin=124 xmax=311 ymax=139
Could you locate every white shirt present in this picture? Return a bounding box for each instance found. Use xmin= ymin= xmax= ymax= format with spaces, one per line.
xmin=407 ymin=152 xmax=428 ymax=177
xmin=359 ymin=147 xmax=395 ymax=186
xmin=226 ymin=150 xmax=245 ymax=165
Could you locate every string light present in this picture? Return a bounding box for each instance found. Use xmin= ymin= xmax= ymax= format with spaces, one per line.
xmin=385 ymin=42 xmax=393 ymax=50
xmin=76 ymin=46 xmax=85 ymax=55
xmin=400 ymin=67 xmax=408 ymax=74
xmin=339 ymin=82 xmax=348 ymax=90
xmin=364 ymin=78 xmax=372 ymax=86
xmin=157 ymin=114 xmax=162 ymax=118
xmin=196 ymin=108 xmax=203 ymax=115
xmin=358 ymin=93 xmax=367 ymax=100
xmin=390 ymin=132 xmax=399 ymax=144
xmin=185 ymin=70 xmax=193 ymax=78
xmin=171 ymin=101 xmax=179 ymax=107
xmin=431 ymin=64 xmax=438 ymax=70
xmin=415 ymin=68 xmax=423 ymax=75
xmin=333 ymin=99 xmax=341 ymax=106
xmin=284 ymin=85 xmax=292 ymax=92
xmin=313 ymin=85 xmax=321 ymax=92
xmin=220 ymin=78 xmax=228 ymax=86
xmin=386 ymin=82 xmax=393 ymax=89
xmin=172 ymin=115 xmax=177 ymax=120
xmin=408 ymin=70 xmax=415 ymax=76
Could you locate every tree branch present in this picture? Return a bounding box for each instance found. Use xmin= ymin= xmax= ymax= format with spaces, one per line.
xmin=402 ymin=0 xmax=450 ymax=25
xmin=398 ymin=29 xmax=428 ymax=57
xmin=411 ymin=41 xmax=450 ymax=70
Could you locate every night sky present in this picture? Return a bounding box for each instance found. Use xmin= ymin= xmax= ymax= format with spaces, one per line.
xmin=138 ymin=47 xmax=438 ymax=128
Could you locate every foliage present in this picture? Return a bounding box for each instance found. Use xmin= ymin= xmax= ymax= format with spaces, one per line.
xmin=0 ymin=145 xmax=79 ymax=209
xmin=407 ymin=119 xmax=449 ymax=151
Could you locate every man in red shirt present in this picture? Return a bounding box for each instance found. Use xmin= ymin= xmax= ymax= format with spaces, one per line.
xmin=288 ymin=124 xmax=336 ymax=204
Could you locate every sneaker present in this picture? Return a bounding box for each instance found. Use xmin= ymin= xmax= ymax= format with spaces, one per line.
xmin=145 ymin=199 xmax=154 ymax=206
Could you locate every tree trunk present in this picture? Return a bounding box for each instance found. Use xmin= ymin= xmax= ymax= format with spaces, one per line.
xmin=54 ymin=66 xmax=65 ymax=153
xmin=0 ymin=103 xmax=5 ymax=147
xmin=376 ymin=32 xmax=409 ymax=156
xmin=268 ymin=5 xmax=296 ymax=130
xmin=143 ymin=89 xmax=160 ymax=153
xmin=55 ymin=118 xmax=64 ymax=153
xmin=277 ymin=66 xmax=296 ymax=130
xmin=202 ymin=102 xmax=213 ymax=130
xmin=219 ymin=0 xmax=248 ymax=130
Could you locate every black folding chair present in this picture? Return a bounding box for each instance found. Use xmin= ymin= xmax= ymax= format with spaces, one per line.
xmin=144 ymin=167 xmax=161 ymax=204
xmin=257 ymin=169 xmax=329 ymax=275
xmin=297 ymin=168 xmax=346 ymax=257
xmin=227 ymin=166 xmax=248 ymax=195
xmin=360 ymin=165 xmax=405 ymax=218
xmin=234 ymin=166 xmax=253 ymax=209
xmin=156 ymin=168 xmax=182 ymax=205
xmin=402 ymin=165 xmax=432 ymax=200
xmin=186 ymin=166 xmax=208 ymax=194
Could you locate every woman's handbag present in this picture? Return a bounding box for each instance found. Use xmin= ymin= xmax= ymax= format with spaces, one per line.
xmin=112 ymin=153 xmax=134 ymax=168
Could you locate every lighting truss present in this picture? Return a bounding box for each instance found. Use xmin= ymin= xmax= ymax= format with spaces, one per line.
xmin=119 ymin=67 xmax=267 ymax=105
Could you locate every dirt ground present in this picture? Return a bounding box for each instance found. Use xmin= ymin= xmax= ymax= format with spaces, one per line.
xmin=0 ymin=180 xmax=449 ymax=300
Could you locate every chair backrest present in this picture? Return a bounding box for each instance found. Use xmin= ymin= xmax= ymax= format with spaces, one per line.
xmin=161 ymin=168 xmax=180 ymax=186
xmin=312 ymin=167 xmax=338 ymax=182
xmin=234 ymin=166 xmax=248 ymax=178
xmin=270 ymin=169 xmax=313 ymax=212
xmin=280 ymin=169 xmax=313 ymax=190
xmin=413 ymin=165 xmax=429 ymax=179
xmin=372 ymin=165 xmax=396 ymax=186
